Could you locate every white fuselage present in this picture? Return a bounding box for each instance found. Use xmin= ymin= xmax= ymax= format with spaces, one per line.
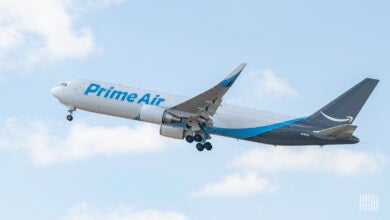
xmin=51 ymin=80 xmax=295 ymax=137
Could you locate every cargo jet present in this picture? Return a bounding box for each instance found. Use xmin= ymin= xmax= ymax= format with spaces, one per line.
xmin=51 ymin=64 xmax=379 ymax=151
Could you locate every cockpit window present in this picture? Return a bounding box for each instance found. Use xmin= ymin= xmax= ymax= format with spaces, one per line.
xmin=60 ymin=83 xmax=68 ymax=87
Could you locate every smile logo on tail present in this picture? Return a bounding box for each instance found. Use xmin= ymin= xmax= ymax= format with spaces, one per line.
xmin=320 ymin=111 xmax=354 ymax=123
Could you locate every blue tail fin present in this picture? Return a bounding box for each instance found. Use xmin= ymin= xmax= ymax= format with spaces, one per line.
xmin=304 ymin=78 xmax=379 ymax=128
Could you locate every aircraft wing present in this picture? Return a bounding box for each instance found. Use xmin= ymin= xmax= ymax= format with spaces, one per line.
xmin=168 ymin=63 xmax=246 ymax=129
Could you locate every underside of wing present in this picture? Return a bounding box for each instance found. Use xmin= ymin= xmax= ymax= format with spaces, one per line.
xmin=170 ymin=63 xmax=246 ymax=116
xmin=167 ymin=63 xmax=246 ymax=131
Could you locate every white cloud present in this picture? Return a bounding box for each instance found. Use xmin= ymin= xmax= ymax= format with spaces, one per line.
xmin=231 ymin=147 xmax=386 ymax=175
xmin=0 ymin=26 xmax=23 ymax=49
xmin=192 ymin=172 xmax=276 ymax=197
xmin=0 ymin=0 xmax=124 ymax=69
xmin=62 ymin=203 xmax=189 ymax=220
xmin=93 ymin=0 xmax=126 ymax=6
xmin=192 ymin=147 xmax=386 ymax=197
xmin=228 ymin=70 xmax=298 ymax=107
xmin=0 ymin=117 xmax=173 ymax=165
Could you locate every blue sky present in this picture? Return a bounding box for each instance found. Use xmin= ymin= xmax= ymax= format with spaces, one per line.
xmin=0 ymin=0 xmax=389 ymax=219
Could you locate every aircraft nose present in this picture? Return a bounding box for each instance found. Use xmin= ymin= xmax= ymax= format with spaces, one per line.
xmin=51 ymin=86 xmax=63 ymax=99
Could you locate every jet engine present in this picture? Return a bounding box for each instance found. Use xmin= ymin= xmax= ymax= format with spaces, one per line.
xmin=160 ymin=125 xmax=185 ymax=139
xmin=139 ymin=104 xmax=182 ymax=124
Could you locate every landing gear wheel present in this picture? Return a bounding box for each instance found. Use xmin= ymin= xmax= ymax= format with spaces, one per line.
xmin=196 ymin=143 xmax=204 ymax=151
xmin=66 ymin=107 xmax=75 ymax=122
xmin=194 ymin=134 xmax=203 ymax=142
xmin=185 ymin=135 xmax=194 ymax=143
xmin=204 ymin=142 xmax=212 ymax=151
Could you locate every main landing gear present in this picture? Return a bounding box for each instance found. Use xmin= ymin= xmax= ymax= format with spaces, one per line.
xmin=196 ymin=142 xmax=212 ymax=151
xmin=66 ymin=107 xmax=76 ymax=121
xmin=185 ymin=134 xmax=213 ymax=152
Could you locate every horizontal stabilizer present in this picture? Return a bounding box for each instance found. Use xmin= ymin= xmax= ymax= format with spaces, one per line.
xmin=314 ymin=124 xmax=357 ymax=138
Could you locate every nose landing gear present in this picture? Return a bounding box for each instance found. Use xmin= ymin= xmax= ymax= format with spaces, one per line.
xmin=66 ymin=107 xmax=76 ymax=121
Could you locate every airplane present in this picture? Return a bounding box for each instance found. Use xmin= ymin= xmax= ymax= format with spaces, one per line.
xmin=51 ymin=64 xmax=379 ymax=151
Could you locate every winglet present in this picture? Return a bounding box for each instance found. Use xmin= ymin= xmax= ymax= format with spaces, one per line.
xmin=219 ymin=63 xmax=247 ymax=87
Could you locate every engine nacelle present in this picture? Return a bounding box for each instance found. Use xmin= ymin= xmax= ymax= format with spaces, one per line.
xmin=139 ymin=105 xmax=182 ymax=124
xmin=160 ymin=125 xmax=185 ymax=139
